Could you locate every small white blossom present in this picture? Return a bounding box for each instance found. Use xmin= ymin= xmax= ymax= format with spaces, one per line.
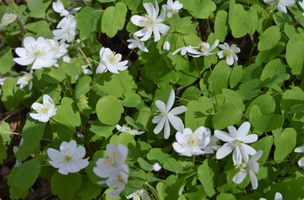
xmin=13 ymin=138 xmax=24 ymax=167
xmin=264 ymin=0 xmax=295 ymax=13
xmin=153 ymin=163 xmax=162 ymax=172
xmin=96 ymin=47 xmax=128 ymax=74
xmin=52 ymin=0 xmax=80 ymax=17
xmin=93 ymin=143 xmax=128 ymax=178
xmin=215 ymin=121 xmax=258 ymax=166
xmin=217 ymin=43 xmax=240 ymax=66
xmin=152 ymin=89 xmax=187 ymax=139
xmin=0 ymin=77 xmax=6 ymax=86
xmin=116 ymin=124 xmax=144 ymax=136
xmin=189 ymin=40 xmax=219 ymax=57
xmin=233 ymin=150 xmax=263 ymax=190
xmin=173 ymin=127 xmax=211 ymax=157
xmin=260 ymin=192 xmax=283 ymax=200
xmin=162 ymin=0 xmax=183 ymax=18
xmin=127 ymin=34 xmax=148 ymax=52
xmin=163 ymin=41 xmax=170 ymax=51
xmin=294 ymin=146 xmax=304 ymax=168
xmin=126 ymin=189 xmax=150 ymax=200
xmin=53 ymin=16 xmax=78 ymax=43
xmin=17 ymin=70 xmax=33 ymax=90
xmin=30 ymin=95 xmax=57 ymax=122
xmin=47 ymin=140 xmax=89 ymax=175
xmin=13 ymin=36 xmax=58 ymax=70
xmin=82 ymin=64 xmax=93 ymax=75
xmin=131 ymin=0 xmax=169 ymax=42
xmin=204 ymin=134 xmax=221 ymax=154
xmin=48 ymin=39 xmax=68 ymax=59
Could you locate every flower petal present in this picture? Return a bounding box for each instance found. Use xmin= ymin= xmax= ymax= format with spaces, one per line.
xmin=232 ymin=170 xmax=247 ymax=184
xmin=163 ymin=118 xmax=170 ymax=139
xmin=170 ymin=106 xmax=187 ymax=115
xmin=167 ymin=114 xmax=184 ymax=132
xmin=214 ymin=130 xmax=234 ymax=142
xmin=216 ymin=142 xmax=234 ymax=159
xmin=249 ymin=169 xmax=258 ymax=190
xmin=153 ymin=116 xmax=165 ymax=134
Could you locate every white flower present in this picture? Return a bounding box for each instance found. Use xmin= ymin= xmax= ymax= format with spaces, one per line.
xmin=30 ymin=95 xmax=57 ymax=122
xmin=294 ymin=146 xmax=304 ymax=168
xmin=13 ymin=138 xmax=24 ymax=167
xmin=116 ymin=124 xmax=144 ymax=136
xmin=217 ymin=43 xmax=240 ymax=66
xmin=153 ymin=163 xmax=162 ymax=172
xmin=233 ymin=150 xmax=263 ymax=190
xmin=162 ymin=0 xmax=183 ymax=18
xmin=204 ymin=135 xmax=221 ymax=154
xmin=13 ymin=36 xmax=58 ymax=70
xmin=0 ymin=77 xmax=6 ymax=86
xmin=127 ymin=34 xmax=148 ymax=52
xmin=47 ymin=140 xmax=89 ymax=175
xmin=126 ymin=189 xmax=150 ymax=200
xmin=17 ymin=70 xmax=33 ymax=90
xmin=53 ymin=16 xmax=78 ymax=43
xmin=215 ymin=121 xmax=258 ymax=166
xmin=63 ymin=54 xmax=71 ymax=63
xmin=189 ymin=39 xmax=219 ymax=57
xmin=260 ymin=192 xmax=283 ymax=200
xmin=48 ymin=39 xmax=68 ymax=59
xmin=93 ymin=143 xmax=128 ymax=178
xmin=172 ymin=46 xmax=197 ymax=55
xmin=82 ymin=64 xmax=93 ymax=75
xmin=131 ymin=0 xmax=170 ymax=42
xmin=52 ymin=0 xmax=80 ymax=17
xmin=103 ymin=164 xmax=129 ymax=197
xmin=264 ymin=0 xmax=295 ymax=13
xmin=96 ymin=47 xmax=128 ymax=74
xmin=152 ymin=89 xmax=187 ymax=139
xmin=173 ymin=127 xmax=211 ymax=157
xmin=163 ymin=41 xmax=170 ymax=51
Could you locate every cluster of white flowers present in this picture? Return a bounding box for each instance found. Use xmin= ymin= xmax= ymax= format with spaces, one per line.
xmin=172 ymin=39 xmax=241 ymax=66
xmin=93 ymin=143 xmax=129 ymax=197
xmin=47 ymin=140 xmax=89 ymax=175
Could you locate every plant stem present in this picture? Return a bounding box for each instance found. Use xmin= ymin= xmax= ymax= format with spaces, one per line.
xmin=193 ymin=57 xmax=202 ymax=80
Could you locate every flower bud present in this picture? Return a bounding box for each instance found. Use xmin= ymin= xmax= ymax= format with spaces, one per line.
xmin=163 ymin=41 xmax=170 ymax=51
xmin=153 ymin=163 xmax=162 ymax=172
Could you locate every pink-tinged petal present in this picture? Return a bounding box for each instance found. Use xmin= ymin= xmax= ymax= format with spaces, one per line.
xmin=153 ymin=116 xmax=165 ymax=134
xmin=13 ymin=57 xmax=34 ymax=66
xmin=143 ymin=3 xmax=155 ymax=18
xmin=232 ymin=170 xmax=247 ymax=184
xmin=295 ymin=146 xmax=304 ymax=153
xmin=228 ymin=125 xmax=238 ymax=139
xmin=280 ymin=0 xmax=295 ymax=6
xmin=237 ymin=121 xmax=251 ymax=139
xmin=47 ymin=148 xmax=61 ymax=160
xmin=49 ymin=160 xmax=64 ymax=168
xmin=152 ymin=114 xmax=164 ymax=124
xmin=155 ymin=23 xmax=170 ymax=34
xmin=155 ymin=100 xmax=167 ymax=112
xmin=139 ymin=29 xmax=153 ymax=41
xmin=168 ymin=114 xmax=184 ymax=132
xmin=249 ymin=170 xmax=258 ymax=189
xmin=58 ymin=165 xmax=69 ymax=175
xmin=214 ymin=130 xmax=234 ymax=142
xmin=277 ymin=3 xmax=287 ymax=13
xmin=173 ymin=142 xmax=184 ymax=153
xmin=216 ymin=142 xmax=234 ymax=159
xmin=166 ymin=89 xmax=175 ymax=111
xmin=118 ymin=144 xmax=128 ymax=161
xmin=23 ymin=36 xmax=36 ymax=48
xmin=164 ymin=118 xmax=170 ymax=139
xmin=170 ymin=106 xmax=187 ymax=115
xmin=243 ymin=134 xmax=258 ymax=143
xmin=73 ymin=159 xmax=89 ymax=170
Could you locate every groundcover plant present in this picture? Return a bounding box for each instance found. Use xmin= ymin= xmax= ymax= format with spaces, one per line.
xmin=1 ymin=0 xmax=304 ymax=199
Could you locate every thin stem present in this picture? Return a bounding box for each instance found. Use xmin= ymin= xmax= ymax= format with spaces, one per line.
xmin=58 ymin=64 xmax=74 ymax=99
xmin=78 ymin=46 xmax=94 ymax=75
xmin=206 ymin=58 xmax=218 ymax=107
xmin=193 ymin=57 xmax=202 ymax=80
xmin=16 ymin=15 xmax=27 ymax=37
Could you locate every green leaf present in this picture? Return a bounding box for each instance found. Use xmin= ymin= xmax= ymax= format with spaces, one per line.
xmin=274 ymin=128 xmax=297 ymax=161
xmin=1 ymin=77 xmax=19 ymax=111
xmin=198 ymin=161 xmax=216 ymax=197
xmin=163 ymin=158 xmax=188 ymax=173
xmin=8 ymin=168 xmax=28 ymax=199
xmin=77 ymin=176 xmax=101 ymax=200
xmin=214 ymin=10 xmax=228 ymax=42
xmin=0 ymin=121 xmax=11 ymax=144
xmin=231 ymin=9 xmax=258 ymax=38
xmin=74 ymin=76 xmax=92 ymax=100
xmin=213 ymin=103 xmax=243 ymax=130
xmin=101 ymin=2 xmax=127 ymax=38
xmin=13 ymin=158 xmax=41 ymax=192
xmin=26 ymin=21 xmax=50 ymax=32
xmin=0 ymin=135 xmax=7 ymax=164
xmin=281 ymin=87 xmax=304 ymax=121
xmin=247 ymin=94 xmax=276 ymax=115
xmin=179 ymin=0 xmax=216 ymax=19
xmin=273 ymin=11 xmax=293 ymax=29
xmin=110 ymin=132 xmax=136 ymax=147
xmin=251 ymin=136 xmax=273 ymax=162
xmin=258 ymin=26 xmax=281 ymax=51
xmin=16 ymin=117 xmax=46 ymax=161
xmin=181 ymin=86 xmax=200 ymax=106
xmin=256 ymin=41 xmax=286 ymax=64
xmin=217 ymin=193 xmax=236 ymax=200
xmin=51 ymin=171 xmax=82 ymax=200
xmin=222 ymin=88 xmax=245 ymax=111
xmin=121 ymin=92 xmax=141 ymax=107
xmin=89 ymin=120 xmax=115 ymax=138
xmin=185 ymin=96 xmax=214 ymax=130
xmin=76 ymin=6 xmax=94 ymax=39
xmin=251 ymin=114 xmax=284 ymax=133
xmin=27 ymin=0 xmax=45 ymax=18
xmin=147 ymin=148 xmax=170 ymax=165
xmin=290 ymin=104 xmax=304 ymax=113
xmin=286 ymin=40 xmax=304 ymax=75
xmin=260 ymin=59 xmax=285 ymax=81
xmin=96 ymin=95 xmax=124 ymax=125
xmin=0 ymin=46 xmax=14 ymax=74
xmin=229 ymin=65 xmax=243 ymax=88
xmin=137 ymin=157 xmax=153 ymax=171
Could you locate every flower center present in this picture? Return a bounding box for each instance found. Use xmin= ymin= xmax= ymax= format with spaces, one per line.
xmin=64 ymin=155 xmax=73 ymax=162
xmin=107 ymin=51 xmax=120 ymax=64
xmin=111 ymin=174 xmax=124 ymax=188
xmin=141 ymin=14 xmax=155 ymax=30
xmin=34 ymin=50 xmax=41 ymax=56
xmin=24 ymin=74 xmax=31 ymax=83
xmin=161 ymin=112 xmax=168 ymax=116
xmin=223 ymin=49 xmax=232 ymax=58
